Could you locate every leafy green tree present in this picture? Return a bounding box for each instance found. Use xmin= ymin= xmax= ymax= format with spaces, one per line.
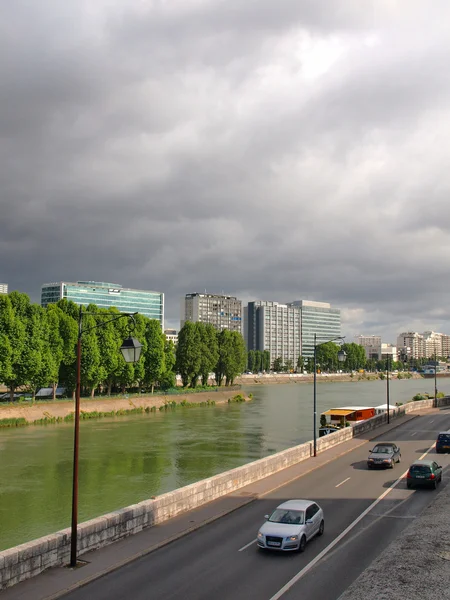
xmin=296 ymin=355 xmax=304 ymax=372
xmin=215 ymin=330 xmax=246 ymax=386
xmin=142 ymin=320 xmax=165 ymax=393
xmin=273 ymin=357 xmax=283 ymax=372
xmin=160 ymin=339 xmax=176 ymax=390
xmin=176 ymin=321 xmax=201 ymax=387
xmin=285 ymin=359 xmax=294 ymax=373
xmin=247 ymin=350 xmax=256 ymax=372
xmin=315 ymin=342 xmax=340 ymax=372
xmin=263 ymin=350 xmax=270 ymax=372
xmin=45 ymin=305 xmax=77 ymax=399
xmin=0 ymin=332 xmax=13 ymax=385
xmin=94 ymin=308 xmax=124 ymax=396
xmin=197 ymin=323 xmax=219 ymax=386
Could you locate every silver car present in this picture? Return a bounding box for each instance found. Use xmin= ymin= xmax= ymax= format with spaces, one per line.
xmin=257 ymin=499 xmax=324 ymax=552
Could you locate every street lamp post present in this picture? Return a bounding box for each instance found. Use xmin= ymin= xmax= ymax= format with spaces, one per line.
xmin=70 ymin=308 xmax=142 ymax=568
xmin=386 ymin=355 xmax=390 ymax=425
xmin=434 ymin=350 xmax=438 ymax=409
xmin=313 ymin=334 xmax=346 ymax=457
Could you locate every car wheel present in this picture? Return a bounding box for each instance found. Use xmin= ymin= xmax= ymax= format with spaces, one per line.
xmin=298 ymin=535 xmax=307 ymax=553
xmin=317 ymin=520 xmax=324 ymax=537
xmin=433 ymin=480 xmax=438 ymax=490
xmin=367 ymin=464 xmax=372 ymax=469
xmin=407 ymin=482 xmax=412 ymax=489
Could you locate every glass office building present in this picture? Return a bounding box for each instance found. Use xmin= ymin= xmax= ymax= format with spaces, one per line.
xmin=41 ymin=281 xmax=164 ymax=325
xmin=289 ymin=300 xmax=341 ymax=359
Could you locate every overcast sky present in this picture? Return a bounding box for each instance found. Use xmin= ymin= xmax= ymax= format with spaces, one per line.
xmin=2 ymin=0 xmax=450 ymax=342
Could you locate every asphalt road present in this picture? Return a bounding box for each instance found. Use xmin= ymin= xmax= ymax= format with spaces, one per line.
xmin=62 ymin=411 xmax=450 ymax=600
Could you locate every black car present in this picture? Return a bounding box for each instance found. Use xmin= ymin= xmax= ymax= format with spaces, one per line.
xmin=367 ymin=442 xmax=401 ymax=469
xmin=436 ymin=431 xmax=450 ymax=454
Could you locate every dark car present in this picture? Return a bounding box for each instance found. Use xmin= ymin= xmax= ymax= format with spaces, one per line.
xmin=435 ymin=431 xmax=450 ymax=454
xmin=367 ymin=442 xmax=401 ymax=469
xmin=407 ymin=460 xmax=443 ymax=489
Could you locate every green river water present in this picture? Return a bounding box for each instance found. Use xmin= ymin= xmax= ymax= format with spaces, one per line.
xmin=1 ymin=377 xmax=449 ymax=551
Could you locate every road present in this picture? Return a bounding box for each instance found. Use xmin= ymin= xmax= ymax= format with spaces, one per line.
xmin=62 ymin=410 xmax=450 ymax=600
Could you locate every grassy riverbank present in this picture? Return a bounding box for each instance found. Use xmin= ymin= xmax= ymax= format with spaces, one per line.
xmin=0 ymin=390 xmax=249 ymax=426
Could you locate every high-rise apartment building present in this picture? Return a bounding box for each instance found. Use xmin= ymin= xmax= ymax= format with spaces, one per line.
xmin=41 ymin=281 xmax=164 ymax=325
xmin=0 ymin=283 xmax=8 ymax=294
xmin=181 ymin=293 xmax=242 ymax=333
xmin=381 ymin=343 xmax=398 ymax=362
xmin=245 ymin=301 xmax=302 ymax=367
xmin=354 ymin=335 xmax=382 ymax=360
xmin=397 ymin=332 xmax=424 ymax=359
xmin=422 ymin=331 xmax=443 ymax=358
xmin=164 ymin=329 xmax=178 ymax=344
xmin=289 ymin=300 xmax=341 ymax=359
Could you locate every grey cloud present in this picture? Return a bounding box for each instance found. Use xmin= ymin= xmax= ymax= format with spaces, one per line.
xmin=3 ymin=1 xmax=450 ymax=341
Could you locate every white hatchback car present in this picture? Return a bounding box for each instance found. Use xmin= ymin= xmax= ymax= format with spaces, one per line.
xmin=257 ymin=499 xmax=324 ymax=552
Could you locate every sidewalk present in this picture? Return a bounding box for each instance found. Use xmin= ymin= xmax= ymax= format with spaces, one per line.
xmin=1 ymin=413 xmax=420 ymax=600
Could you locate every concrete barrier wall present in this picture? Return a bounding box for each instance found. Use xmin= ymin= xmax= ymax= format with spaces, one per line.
xmin=2 ymin=395 xmax=450 ymax=590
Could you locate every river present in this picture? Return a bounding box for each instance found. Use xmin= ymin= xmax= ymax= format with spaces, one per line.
xmin=1 ymin=377 xmax=448 ymax=551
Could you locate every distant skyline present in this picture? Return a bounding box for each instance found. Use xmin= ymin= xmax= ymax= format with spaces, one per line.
xmin=2 ymin=2 xmax=450 ymax=343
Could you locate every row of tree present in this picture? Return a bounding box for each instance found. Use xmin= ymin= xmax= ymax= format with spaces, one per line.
xmin=0 ymin=293 xmax=247 ymax=401
xmin=251 ymin=342 xmax=437 ymax=374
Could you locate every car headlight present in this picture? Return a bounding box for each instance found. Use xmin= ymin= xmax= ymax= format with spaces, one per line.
xmin=257 ymin=532 xmax=264 ymax=539
xmin=287 ymin=535 xmax=298 ymax=541
xmin=383 ymin=459 xmax=391 ymax=463
xmin=368 ymin=458 xmax=374 ymax=461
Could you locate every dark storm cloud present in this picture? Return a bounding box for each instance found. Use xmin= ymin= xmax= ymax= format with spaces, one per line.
xmin=2 ymin=0 xmax=450 ymax=341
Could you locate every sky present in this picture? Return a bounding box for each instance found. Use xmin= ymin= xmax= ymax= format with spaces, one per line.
xmin=2 ymin=0 xmax=450 ymax=343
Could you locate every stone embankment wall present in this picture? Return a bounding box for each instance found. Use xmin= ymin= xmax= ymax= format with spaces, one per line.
xmin=1 ymin=396 xmax=449 ymax=590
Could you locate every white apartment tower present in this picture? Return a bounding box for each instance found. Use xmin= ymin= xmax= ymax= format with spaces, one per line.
xmin=397 ymin=332 xmax=424 ymax=359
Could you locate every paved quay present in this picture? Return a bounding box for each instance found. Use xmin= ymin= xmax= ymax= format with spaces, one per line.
xmin=339 ymin=453 xmax=450 ymax=600
xmin=0 ymin=412 xmax=438 ymax=600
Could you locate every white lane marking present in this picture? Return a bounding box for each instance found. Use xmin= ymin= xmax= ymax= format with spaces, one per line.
xmin=335 ymin=477 xmax=351 ymax=488
xmin=368 ymin=514 xmax=417 ymax=519
xmin=269 ymin=440 xmax=437 ymax=600
xmin=430 ymin=419 xmax=435 ymax=424
xmin=410 ymin=431 xmax=417 ymax=436
xmin=238 ymin=538 xmax=257 ymax=552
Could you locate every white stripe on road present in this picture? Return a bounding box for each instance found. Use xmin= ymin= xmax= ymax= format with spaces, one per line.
xmin=335 ymin=477 xmax=351 ymax=488
xmin=268 ymin=440 xmax=437 ymax=600
xmin=430 ymin=419 xmax=435 ymax=424
xmin=410 ymin=431 xmax=417 ymax=436
xmin=238 ymin=539 xmax=257 ymax=552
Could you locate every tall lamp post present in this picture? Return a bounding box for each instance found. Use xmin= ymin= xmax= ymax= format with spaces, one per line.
xmin=70 ymin=308 xmax=142 ymax=568
xmin=434 ymin=349 xmax=438 ymax=409
xmin=313 ymin=334 xmax=346 ymax=457
xmin=386 ymin=355 xmax=390 ymax=425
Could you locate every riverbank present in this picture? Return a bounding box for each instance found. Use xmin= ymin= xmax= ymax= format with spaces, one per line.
xmin=235 ymin=372 xmax=423 ymax=384
xmin=0 ymin=389 xmax=249 ymax=424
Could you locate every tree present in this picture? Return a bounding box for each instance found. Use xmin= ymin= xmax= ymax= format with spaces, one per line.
xmin=160 ymin=339 xmax=176 ymax=390
xmin=247 ymin=350 xmax=256 ymax=372
xmin=215 ymin=330 xmax=246 ymax=386
xmin=272 ymin=357 xmax=283 ymax=372
xmin=263 ymin=350 xmax=270 ymax=372
xmin=285 ymin=359 xmax=294 ymax=373
xmin=46 ymin=305 xmax=77 ymax=400
xmin=296 ymin=355 xmax=304 ymax=373
xmin=315 ymin=342 xmax=340 ymax=372
xmin=176 ymin=321 xmax=201 ymax=387
xmin=142 ymin=320 xmax=165 ymax=393
xmin=341 ymin=343 xmax=366 ymax=372
xmin=197 ymin=323 xmax=219 ymax=386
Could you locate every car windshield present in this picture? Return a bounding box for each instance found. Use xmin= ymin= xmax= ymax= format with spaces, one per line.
xmin=372 ymin=446 xmax=393 ymax=454
xmin=438 ymin=434 xmax=450 ymax=442
xmin=269 ymin=509 xmax=304 ymax=525
xmin=410 ymin=465 xmax=431 ymax=474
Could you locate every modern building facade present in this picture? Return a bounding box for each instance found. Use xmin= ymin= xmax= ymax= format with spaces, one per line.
xmin=181 ymin=293 xmax=242 ymax=333
xmin=397 ymin=332 xmax=424 ymax=359
xmin=355 ymin=335 xmax=382 ymax=360
xmin=245 ymin=301 xmax=302 ymax=367
xmin=41 ymin=281 xmax=164 ymax=325
xmin=381 ymin=343 xmax=398 ymax=362
xmin=422 ymin=331 xmax=443 ymax=358
xmin=289 ymin=300 xmax=341 ymax=359
xmin=0 ymin=283 xmax=7 ymax=294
